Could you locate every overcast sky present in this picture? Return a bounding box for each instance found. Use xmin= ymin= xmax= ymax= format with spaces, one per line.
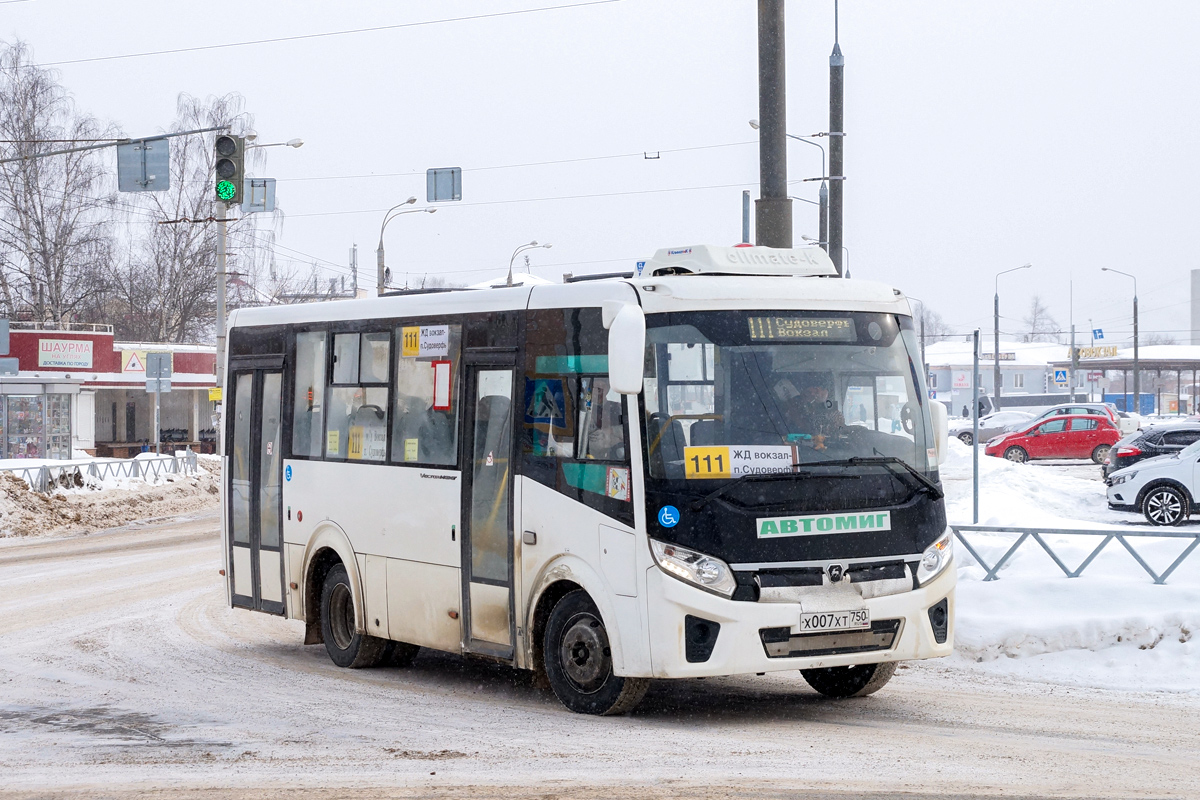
xmin=5 ymin=0 xmax=1198 ymax=346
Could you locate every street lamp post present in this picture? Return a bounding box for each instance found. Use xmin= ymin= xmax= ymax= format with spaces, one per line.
xmin=1103 ymin=267 xmax=1139 ymax=414
xmin=993 ymin=263 xmax=1032 ymax=413
xmin=751 ymin=119 xmax=829 ymax=255
xmin=507 ymin=241 xmax=552 ymax=286
xmin=377 ymin=198 xmax=436 ymax=295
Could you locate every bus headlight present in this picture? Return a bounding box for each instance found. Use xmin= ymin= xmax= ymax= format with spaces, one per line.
xmin=917 ymin=530 xmax=953 ymax=586
xmin=650 ymin=539 xmax=737 ymax=598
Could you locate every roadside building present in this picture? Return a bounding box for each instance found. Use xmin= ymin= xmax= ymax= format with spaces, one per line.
xmin=924 ymin=340 xmax=1081 ymax=416
xmin=1 ymin=323 xmax=216 ymax=459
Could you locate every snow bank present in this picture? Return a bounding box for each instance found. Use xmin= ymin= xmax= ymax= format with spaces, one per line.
xmin=941 ymin=437 xmax=1200 ymax=693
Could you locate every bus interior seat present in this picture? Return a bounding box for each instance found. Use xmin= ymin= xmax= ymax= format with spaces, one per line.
xmin=689 ymin=419 xmax=721 ymax=446
xmin=648 ymin=413 xmax=686 ymax=467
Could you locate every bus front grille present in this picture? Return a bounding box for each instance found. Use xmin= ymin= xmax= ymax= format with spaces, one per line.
xmin=759 ymin=619 xmax=902 ymax=659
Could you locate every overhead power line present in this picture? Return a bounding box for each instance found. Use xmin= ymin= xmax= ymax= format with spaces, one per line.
xmin=42 ymin=1 xmax=622 ymax=66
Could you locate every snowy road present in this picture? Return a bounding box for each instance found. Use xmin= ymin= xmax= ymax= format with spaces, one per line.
xmin=2 ymin=511 xmax=1199 ymax=799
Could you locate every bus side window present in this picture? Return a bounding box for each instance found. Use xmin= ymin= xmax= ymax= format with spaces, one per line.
xmin=291 ymin=331 xmax=327 ymax=458
xmin=324 ymin=332 xmax=389 ymax=462
xmin=522 ymin=308 xmax=633 ymax=525
xmin=392 ymin=323 xmax=462 ymax=466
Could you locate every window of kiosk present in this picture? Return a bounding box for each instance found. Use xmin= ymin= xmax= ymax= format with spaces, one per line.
xmin=46 ymin=394 xmax=71 ymax=459
xmin=7 ymin=395 xmax=44 ymax=459
xmin=325 ymin=332 xmax=390 ymax=461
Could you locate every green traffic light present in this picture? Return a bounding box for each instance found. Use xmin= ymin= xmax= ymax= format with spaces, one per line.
xmin=216 ymin=180 xmax=237 ymax=201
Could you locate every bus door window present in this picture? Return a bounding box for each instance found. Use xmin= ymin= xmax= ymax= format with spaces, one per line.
xmin=469 ymin=369 xmax=514 ymax=584
xmin=291 ymin=331 xmax=327 ymax=458
xmin=324 ymin=332 xmax=389 ymax=461
xmin=392 ymin=323 xmax=462 ymax=465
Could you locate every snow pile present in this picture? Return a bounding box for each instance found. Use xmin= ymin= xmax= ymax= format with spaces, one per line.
xmin=0 ymin=456 xmax=220 ymax=539
xmin=940 ymin=437 xmax=1200 ymax=692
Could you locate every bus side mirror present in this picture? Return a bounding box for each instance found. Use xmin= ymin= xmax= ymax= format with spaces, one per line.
xmin=604 ymin=301 xmax=645 ymax=395
xmin=930 ymin=400 xmax=948 ymax=465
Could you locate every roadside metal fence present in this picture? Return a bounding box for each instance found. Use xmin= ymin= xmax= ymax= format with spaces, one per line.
xmin=0 ymin=452 xmax=200 ymax=494
xmin=952 ymin=524 xmax=1200 ymax=585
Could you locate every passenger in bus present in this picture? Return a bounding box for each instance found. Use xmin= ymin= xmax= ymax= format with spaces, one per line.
xmin=585 ymin=398 xmax=625 ymax=461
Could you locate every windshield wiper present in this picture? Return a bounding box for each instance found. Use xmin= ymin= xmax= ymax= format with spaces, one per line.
xmin=809 ymin=456 xmax=944 ymax=500
xmin=690 ymin=470 xmax=860 ymax=510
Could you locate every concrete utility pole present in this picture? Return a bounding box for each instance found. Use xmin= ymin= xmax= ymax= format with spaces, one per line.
xmin=828 ymin=1 xmax=845 ymax=275
xmin=215 ymin=202 xmax=229 ymax=391
xmin=755 ymin=0 xmax=792 ymax=248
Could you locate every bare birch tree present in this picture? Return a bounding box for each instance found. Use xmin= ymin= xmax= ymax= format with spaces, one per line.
xmin=0 ymin=40 xmax=116 ymax=325
xmin=1022 ymin=295 xmax=1061 ymax=342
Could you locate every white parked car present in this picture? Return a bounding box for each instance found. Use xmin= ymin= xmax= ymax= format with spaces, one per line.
xmin=1106 ymin=438 xmax=1200 ymax=526
xmin=949 ymin=410 xmax=1034 ymax=446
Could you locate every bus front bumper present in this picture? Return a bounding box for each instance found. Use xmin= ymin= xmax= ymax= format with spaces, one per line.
xmin=641 ymin=562 xmax=955 ymax=678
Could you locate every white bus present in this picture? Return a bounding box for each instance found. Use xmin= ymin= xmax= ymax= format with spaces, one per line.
xmin=222 ymin=243 xmax=954 ymax=715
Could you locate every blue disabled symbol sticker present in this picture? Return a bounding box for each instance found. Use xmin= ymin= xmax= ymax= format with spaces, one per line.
xmin=658 ymin=505 xmax=680 ymax=528
xmin=285 ymin=465 xmax=293 ymax=482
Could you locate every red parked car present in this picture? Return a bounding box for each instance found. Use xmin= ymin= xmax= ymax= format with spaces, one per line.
xmin=983 ymin=414 xmax=1120 ymax=464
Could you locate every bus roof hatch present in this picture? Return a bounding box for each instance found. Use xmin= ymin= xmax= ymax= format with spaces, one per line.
xmin=641 ymin=244 xmax=837 ymax=278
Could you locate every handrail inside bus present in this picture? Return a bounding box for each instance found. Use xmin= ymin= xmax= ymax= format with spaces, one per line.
xmin=647 ymin=413 xmax=723 ymax=457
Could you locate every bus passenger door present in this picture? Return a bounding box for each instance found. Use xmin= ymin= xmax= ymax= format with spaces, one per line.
xmin=460 ymin=361 xmax=516 ymax=659
xmin=227 ymin=367 xmax=286 ymax=615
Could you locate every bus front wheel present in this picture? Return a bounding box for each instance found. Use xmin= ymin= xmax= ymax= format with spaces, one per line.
xmin=543 ymin=590 xmax=649 ymax=715
xmin=801 ymin=661 xmax=897 ymax=698
xmin=319 ymin=563 xmax=389 ymax=669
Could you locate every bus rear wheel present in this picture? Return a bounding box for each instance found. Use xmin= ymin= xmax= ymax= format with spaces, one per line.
xmin=801 ymin=661 xmax=897 ymax=698
xmin=320 ymin=563 xmax=389 ymax=669
xmin=543 ymin=590 xmax=649 ymax=715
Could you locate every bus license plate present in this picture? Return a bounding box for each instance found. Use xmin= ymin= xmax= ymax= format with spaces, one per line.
xmin=799 ymin=609 xmax=870 ymax=633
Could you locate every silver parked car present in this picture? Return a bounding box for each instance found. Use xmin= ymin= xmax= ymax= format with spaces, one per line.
xmin=950 ymin=410 xmax=1034 ymax=445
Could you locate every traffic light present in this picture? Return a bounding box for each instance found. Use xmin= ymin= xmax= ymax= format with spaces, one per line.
xmin=213 ymin=134 xmax=245 ymax=204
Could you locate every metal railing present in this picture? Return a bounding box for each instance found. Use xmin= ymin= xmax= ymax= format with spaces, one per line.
xmin=0 ymin=452 xmax=200 ymax=493
xmin=952 ymin=524 xmax=1200 ymax=585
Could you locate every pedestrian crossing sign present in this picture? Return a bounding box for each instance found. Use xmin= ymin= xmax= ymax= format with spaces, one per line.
xmin=1054 ymin=369 xmax=1068 ymax=385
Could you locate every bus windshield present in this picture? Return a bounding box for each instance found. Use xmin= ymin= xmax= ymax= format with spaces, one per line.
xmin=642 ymin=310 xmax=934 ymax=482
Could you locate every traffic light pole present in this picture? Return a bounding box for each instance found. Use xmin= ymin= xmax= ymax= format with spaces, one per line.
xmin=216 ymin=202 xmax=228 ymax=393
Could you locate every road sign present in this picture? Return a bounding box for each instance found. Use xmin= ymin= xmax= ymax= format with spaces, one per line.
xmin=241 ymin=178 xmax=276 ymax=213
xmin=1054 ymin=369 xmax=1068 ymax=386
xmin=0 ymin=357 xmax=17 ymax=376
xmin=426 ymin=167 xmax=462 ymax=202
xmin=1093 ymin=328 xmax=1104 ymax=340
xmin=117 ymin=138 xmax=170 ymax=192
xmin=145 ymin=378 xmax=172 ymax=393
xmin=146 ymin=352 xmax=172 ymax=380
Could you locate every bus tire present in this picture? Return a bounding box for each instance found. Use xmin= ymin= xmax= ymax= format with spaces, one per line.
xmin=319 ymin=563 xmax=388 ymax=669
xmin=543 ymin=590 xmax=649 ymax=715
xmin=801 ymin=661 xmax=897 ymax=698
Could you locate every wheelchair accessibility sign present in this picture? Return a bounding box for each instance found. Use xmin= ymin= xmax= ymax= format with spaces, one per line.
xmin=1054 ymin=369 xmax=1068 ymax=386
xmin=658 ymin=505 xmax=680 ymax=528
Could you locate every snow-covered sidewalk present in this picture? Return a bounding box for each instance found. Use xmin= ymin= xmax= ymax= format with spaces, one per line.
xmin=942 ymin=438 xmax=1200 ymax=693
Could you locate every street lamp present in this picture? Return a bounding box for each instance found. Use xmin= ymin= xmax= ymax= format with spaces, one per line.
xmin=246 ymin=138 xmax=304 ymax=150
xmin=1102 ymin=267 xmax=1139 ymax=414
xmin=993 ymin=263 xmax=1032 ymax=412
xmin=377 ymin=197 xmax=437 ymax=295
xmin=507 ymin=241 xmax=552 ymax=287
xmin=753 ymin=119 xmax=829 ymax=252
